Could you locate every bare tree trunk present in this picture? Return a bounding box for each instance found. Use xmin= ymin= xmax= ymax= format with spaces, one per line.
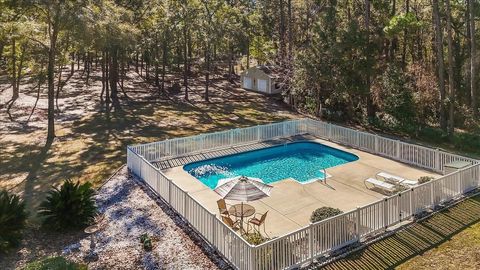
xmin=155 ymin=45 xmax=160 ymax=88
xmin=205 ymin=46 xmax=210 ymax=102
xmin=445 ymin=0 xmax=455 ymax=137
xmin=86 ymin=52 xmax=90 ymax=85
xmin=135 ymin=52 xmax=139 ymax=73
xmin=55 ymin=63 xmax=64 ymax=111
xmin=402 ymin=0 xmax=410 ymax=65
xmin=145 ymin=50 xmax=150 ymax=80
xmin=279 ymin=0 xmax=286 ymax=62
xmin=121 ymin=51 xmax=125 ymax=91
xmin=109 ymin=47 xmax=119 ymax=108
xmin=390 ymin=0 xmax=397 ymax=61
xmin=70 ymin=52 xmax=75 ymax=75
xmin=183 ymin=24 xmax=189 ymax=100
xmin=140 ymin=52 xmax=144 ymax=77
xmin=15 ymin=45 xmax=26 ymax=94
xmin=469 ymin=0 xmax=477 ymax=115
xmin=287 ymin=0 xmax=293 ymax=61
xmin=27 ymin=72 xmax=45 ymax=123
xmin=0 ymin=42 xmax=4 ymax=62
xmin=105 ymin=50 xmax=110 ymax=108
xmin=365 ymin=0 xmax=375 ymax=122
xmin=11 ymin=38 xmax=18 ymax=100
xmin=47 ymin=28 xmax=59 ymax=140
xmin=101 ymin=50 xmax=105 ymax=102
xmin=76 ymin=51 xmax=80 ymax=70
xmin=433 ymin=0 xmax=447 ymax=132
xmin=162 ymin=32 xmax=168 ymax=92
xmin=246 ymin=39 xmax=250 ymax=69
xmin=7 ymin=41 xmax=25 ymax=116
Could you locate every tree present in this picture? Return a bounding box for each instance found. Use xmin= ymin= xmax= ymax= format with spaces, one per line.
xmin=469 ymin=0 xmax=477 ymax=114
xmin=445 ymin=0 xmax=455 ymax=137
xmin=432 ymin=0 xmax=447 ymax=132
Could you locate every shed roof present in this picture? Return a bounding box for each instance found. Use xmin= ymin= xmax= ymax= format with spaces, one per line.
xmin=244 ymin=65 xmax=282 ymax=79
xmin=257 ymin=65 xmax=282 ymax=78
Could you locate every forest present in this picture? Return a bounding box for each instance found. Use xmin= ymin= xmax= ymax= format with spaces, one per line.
xmin=1 ymin=1 xmax=480 ymax=268
xmin=0 ymin=0 xmax=479 ymax=151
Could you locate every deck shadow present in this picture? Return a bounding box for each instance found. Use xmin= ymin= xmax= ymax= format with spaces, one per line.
xmin=320 ymin=195 xmax=480 ymax=270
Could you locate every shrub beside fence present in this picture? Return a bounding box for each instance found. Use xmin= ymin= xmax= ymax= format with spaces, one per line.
xmin=127 ymin=119 xmax=479 ymax=270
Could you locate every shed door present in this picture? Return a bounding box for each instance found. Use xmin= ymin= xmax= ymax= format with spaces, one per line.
xmin=258 ymin=79 xmax=268 ymax=92
xmin=243 ymin=77 xmax=252 ymax=89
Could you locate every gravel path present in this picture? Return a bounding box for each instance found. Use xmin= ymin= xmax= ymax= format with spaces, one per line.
xmin=1 ymin=166 xmax=230 ymax=270
xmin=65 ymin=166 xmax=230 ymax=269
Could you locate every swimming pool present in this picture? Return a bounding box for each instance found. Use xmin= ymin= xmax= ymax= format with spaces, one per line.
xmin=183 ymin=141 xmax=359 ymax=189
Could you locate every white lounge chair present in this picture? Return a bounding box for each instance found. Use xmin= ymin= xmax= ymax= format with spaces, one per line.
xmin=376 ymin=172 xmax=418 ymax=187
xmin=365 ymin=178 xmax=397 ymax=194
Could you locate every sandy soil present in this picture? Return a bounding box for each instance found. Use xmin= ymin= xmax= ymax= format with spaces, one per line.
xmin=0 ymin=66 xmax=296 ymax=268
xmin=0 ymin=166 xmax=231 ymax=270
xmin=0 ymin=67 xmax=297 ymax=213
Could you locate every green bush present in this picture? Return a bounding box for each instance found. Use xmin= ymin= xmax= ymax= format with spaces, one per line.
xmin=0 ymin=190 xmax=28 ymax=252
xmin=38 ymin=180 xmax=97 ymax=230
xmin=140 ymin=233 xmax=153 ymax=251
xmin=22 ymin=256 xmax=87 ymax=270
xmin=310 ymin=207 xmax=343 ymax=223
xmin=244 ymin=232 xmax=267 ymax=245
xmin=418 ymin=176 xmax=434 ymax=184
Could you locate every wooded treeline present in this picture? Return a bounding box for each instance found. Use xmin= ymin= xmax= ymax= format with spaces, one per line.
xmin=0 ymin=0 xmax=478 ymax=144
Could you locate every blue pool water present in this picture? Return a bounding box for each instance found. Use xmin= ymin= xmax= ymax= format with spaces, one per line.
xmin=183 ymin=142 xmax=359 ymax=189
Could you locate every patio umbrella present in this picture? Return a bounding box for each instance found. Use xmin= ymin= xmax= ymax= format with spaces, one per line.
xmin=215 ymin=176 xmax=273 ymax=232
xmin=214 ymin=176 xmax=273 ymax=201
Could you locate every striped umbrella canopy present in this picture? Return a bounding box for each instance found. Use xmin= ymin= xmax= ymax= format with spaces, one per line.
xmin=214 ymin=176 xmax=273 ymax=202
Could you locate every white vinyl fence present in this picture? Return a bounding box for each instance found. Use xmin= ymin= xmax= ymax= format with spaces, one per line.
xmin=127 ymin=119 xmax=479 ymax=270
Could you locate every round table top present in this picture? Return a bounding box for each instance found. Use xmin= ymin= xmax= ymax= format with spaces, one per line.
xmin=228 ymin=203 xmax=255 ymax=218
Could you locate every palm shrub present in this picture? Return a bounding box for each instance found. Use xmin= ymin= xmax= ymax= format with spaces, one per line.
xmin=0 ymin=190 xmax=28 ymax=252
xmin=39 ymin=180 xmax=97 ymax=230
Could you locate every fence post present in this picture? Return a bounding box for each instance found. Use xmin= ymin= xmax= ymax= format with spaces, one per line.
xmin=410 ymin=188 xmax=414 ymax=217
xmin=327 ymin=123 xmax=332 ymax=140
xmin=374 ymin=135 xmax=379 ymax=154
xmin=384 ymin=198 xmax=388 ymax=230
xmin=309 ymin=223 xmax=314 ymax=262
xmin=249 ymin=245 xmax=256 ymax=270
xmin=168 ymin=179 xmax=172 ymax=204
xmin=356 ymin=132 xmax=360 ymax=148
xmin=140 ymin=157 xmax=143 ymax=179
xmin=184 ymin=192 xmax=189 ymax=217
xmin=430 ymin=182 xmax=435 ymax=208
xmin=457 ymin=171 xmax=463 ymax=196
xmin=398 ymin=193 xmax=402 ymax=221
xmin=356 ymin=207 xmax=361 ymax=240
xmin=435 ymin=149 xmax=441 ymax=173
xmin=212 ymin=213 xmax=217 ymax=246
xmin=396 ymin=140 xmax=401 ymax=160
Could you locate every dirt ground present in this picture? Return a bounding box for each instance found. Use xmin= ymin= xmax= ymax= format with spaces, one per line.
xmin=0 ymin=67 xmax=297 ymax=216
xmin=0 ymin=166 xmax=231 ymax=270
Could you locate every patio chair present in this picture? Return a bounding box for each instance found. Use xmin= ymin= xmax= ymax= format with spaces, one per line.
xmin=376 ymin=172 xmax=418 ymax=187
xmin=222 ymin=215 xmax=241 ymax=232
xmin=217 ymin=199 xmax=231 ymax=217
xmin=248 ymin=211 xmax=268 ymax=236
xmin=365 ymin=178 xmax=397 ymax=194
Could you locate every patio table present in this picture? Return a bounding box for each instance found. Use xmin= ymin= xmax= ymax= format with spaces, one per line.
xmin=228 ymin=203 xmax=255 ymax=232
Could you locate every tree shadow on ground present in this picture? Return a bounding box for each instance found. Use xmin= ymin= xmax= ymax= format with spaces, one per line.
xmin=1 ymin=68 xmax=298 ymax=227
xmin=322 ymin=196 xmax=480 ymax=270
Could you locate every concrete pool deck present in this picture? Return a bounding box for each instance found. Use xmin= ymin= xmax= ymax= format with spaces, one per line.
xmin=160 ymin=137 xmax=439 ymax=238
